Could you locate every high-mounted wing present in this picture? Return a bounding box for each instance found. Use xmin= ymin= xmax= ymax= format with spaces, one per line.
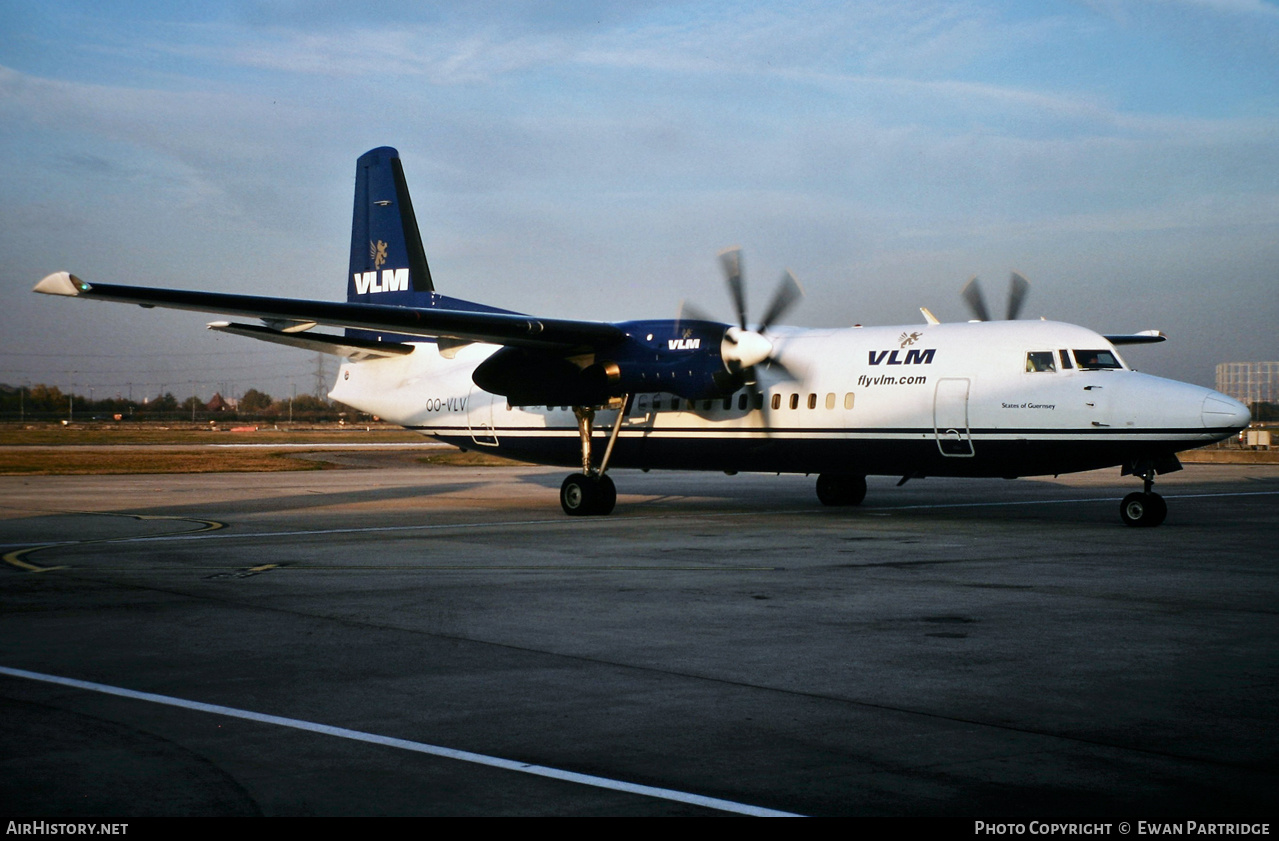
xmin=33 ymin=271 xmax=626 ymax=352
xmin=1103 ymin=330 xmax=1167 ymax=345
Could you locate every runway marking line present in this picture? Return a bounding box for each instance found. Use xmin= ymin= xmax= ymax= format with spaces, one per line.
xmin=0 ymin=665 xmax=799 ymax=818
xmin=2 ymin=512 xmax=225 ymax=573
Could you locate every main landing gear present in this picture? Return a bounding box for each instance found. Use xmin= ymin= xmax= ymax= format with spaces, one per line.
xmin=560 ymin=399 xmax=628 ymax=516
xmin=816 ymin=473 xmax=867 ymax=507
xmin=1119 ymin=460 xmax=1172 ymax=528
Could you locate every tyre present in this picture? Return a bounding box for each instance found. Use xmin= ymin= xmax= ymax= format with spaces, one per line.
xmin=816 ymin=473 xmax=867 ymax=506
xmin=1120 ymin=492 xmax=1166 ymax=527
xmin=595 ymin=474 xmax=617 ymax=515
xmin=560 ymin=474 xmax=597 ymax=516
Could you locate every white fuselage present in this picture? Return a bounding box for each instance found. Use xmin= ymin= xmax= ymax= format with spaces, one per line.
xmin=330 ymin=320 xmax=1248 ymax=479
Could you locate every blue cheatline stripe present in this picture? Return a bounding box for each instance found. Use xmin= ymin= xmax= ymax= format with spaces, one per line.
xmin=0 ymin=665 xmax=800 ymax=817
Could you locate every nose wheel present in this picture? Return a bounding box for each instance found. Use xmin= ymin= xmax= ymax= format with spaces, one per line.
xmin=1120 ymin=491 xmax=1167 ymax=527
xmin=1119 ymin=461 xmax=1170 ymax=527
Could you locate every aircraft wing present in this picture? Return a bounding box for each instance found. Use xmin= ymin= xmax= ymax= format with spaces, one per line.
xmin=1104 ymin=330 xmax=1167 ymax=345
xmin=34 ymin=272 xmax=627 ymax=351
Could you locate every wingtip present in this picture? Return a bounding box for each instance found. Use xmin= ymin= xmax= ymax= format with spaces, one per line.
xmin=33 ymin=272 xmax=88 ymax=297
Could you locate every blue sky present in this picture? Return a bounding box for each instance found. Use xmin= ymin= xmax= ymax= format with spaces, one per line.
xmin=2 ymin=0 xmax=1277 ymax=401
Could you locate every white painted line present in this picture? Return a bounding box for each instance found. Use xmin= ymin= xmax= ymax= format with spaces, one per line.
xmin=0 ymin=665 xmax=800 ymax=817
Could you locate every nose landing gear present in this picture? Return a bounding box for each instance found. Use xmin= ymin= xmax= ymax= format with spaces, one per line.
xmin=1119 ymin=458 xmax=1178 ymax=527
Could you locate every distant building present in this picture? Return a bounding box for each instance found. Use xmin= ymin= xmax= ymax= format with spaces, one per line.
xmin=1216 ymin=362 xmax=1278 ymax=420
xmin=204 ymin=392 xmax=234 ymax=412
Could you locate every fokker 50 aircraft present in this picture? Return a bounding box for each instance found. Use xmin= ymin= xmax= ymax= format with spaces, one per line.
xmin=35 ymin=147 xmax=1250 ymax=526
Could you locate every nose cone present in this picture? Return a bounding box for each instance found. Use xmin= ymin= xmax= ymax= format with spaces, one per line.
xmin=1202 ymin=392 xmax=1251 ymax=431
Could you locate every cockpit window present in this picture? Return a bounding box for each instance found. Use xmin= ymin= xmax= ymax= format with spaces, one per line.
xmin=1072 ymin=349 xmax=1123 ymax=370
xmin=1026 ymin=351 xmax=1056 ymax=373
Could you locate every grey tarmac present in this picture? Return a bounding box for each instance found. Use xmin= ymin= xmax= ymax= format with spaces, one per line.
xmin=0 ymin=461 xmax=1276 ymax=816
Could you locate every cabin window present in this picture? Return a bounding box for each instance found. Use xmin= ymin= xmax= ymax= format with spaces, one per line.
xmin=844 ymin=392 xmax=855 ymax=410
xmin=1025 ymin=351 xmax=1056 ymax=373
xmin=671 ymin=397 xmax=681 ymax=410
xmin=1073 ymin=349 xmax=1123 ymax=370
xmin=754 ymin=393 xmax=765 ymax=410
xmin=1059 ymin=349 xmax=1073 ymax=370
xmin=807 ymin=393 xmax=817 ymax=410
xmin=771 ymin=394 xmax=781 ymax=411
xmin=702 ymin=399 xmax=712 ymax=411
xmin=637 ymin=394 xmax=650 ymax=410
xmin=825 ymin=393 xmax=835 ymax=410
xmin=738 ymin=393 xmax=748 ymax=411
xmin=652 ymin=396 xmax=662 ymax=410
xmin=789 ymin=393 xmax=799 ymax=410
xmin=722 ymin=396 xmax=732 ymax=410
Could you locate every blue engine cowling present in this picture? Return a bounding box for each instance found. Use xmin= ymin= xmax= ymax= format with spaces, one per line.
xmin=473 ymin=319 xmax=736 ymax=406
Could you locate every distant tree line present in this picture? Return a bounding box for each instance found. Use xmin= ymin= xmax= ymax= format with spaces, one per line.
xmin=0 ymin=383 xmax=364 ymax=423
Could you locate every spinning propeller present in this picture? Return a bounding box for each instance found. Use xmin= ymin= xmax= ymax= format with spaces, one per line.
xmin=685 ymin=247 xmax=803 ymax=385
xmin=960 ymin=272 xmax=1031 ymax=321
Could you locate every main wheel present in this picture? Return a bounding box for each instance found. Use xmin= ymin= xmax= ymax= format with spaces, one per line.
xmin=561 ymin=474 xmax=598 ymax=516
xmin=595 ymin=474 xmax=617 ymax=515
xmin=560 ymin=473 xmax=617 ymax=516
xmin=1120 ymin=492 xmax=1167 ymax=527
xmin=816 ymin=473 xmax=867 ymax=506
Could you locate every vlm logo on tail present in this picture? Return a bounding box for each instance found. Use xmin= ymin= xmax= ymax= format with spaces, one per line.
xmin=351 ymin=238 xmax=409 ymax=294
xmin=353 ymin=268 xmax=410 ymax=294
xmin=868 ymin=348 xmax=936 ymax=365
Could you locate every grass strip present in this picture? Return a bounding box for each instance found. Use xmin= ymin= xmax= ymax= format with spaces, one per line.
xmin=0 ymin=449 xmax=334 ymax=475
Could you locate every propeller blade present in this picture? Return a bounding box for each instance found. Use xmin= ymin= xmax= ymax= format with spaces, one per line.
xmin=761 ymin=355 xmax=798 ymax=382
xmin=960 ymin=275 xmax=990 ymax=322
xmin=675 ymin=299 xmax=718 ymax=329
xmin=757 ymin=270 xmax=804 ymax=333
xmin=719 ymin=246 xmax=748 ymax=331
xmin=1006 ymin=272 xmax=1030 ymax=320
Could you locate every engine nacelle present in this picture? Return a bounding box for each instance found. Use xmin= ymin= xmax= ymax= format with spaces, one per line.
xmin=472 ymin=319 xmax=737 ymax=406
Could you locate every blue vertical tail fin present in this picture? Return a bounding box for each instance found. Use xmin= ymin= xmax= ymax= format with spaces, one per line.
xmin=346 ymin=147 xmax=517 ymax=342
xmin=348 ymin=146 xmax=434 ymax=307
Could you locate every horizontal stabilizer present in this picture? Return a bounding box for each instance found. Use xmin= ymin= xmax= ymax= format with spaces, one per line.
xmin=207 ymin=322 xmax=415 ymax=360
